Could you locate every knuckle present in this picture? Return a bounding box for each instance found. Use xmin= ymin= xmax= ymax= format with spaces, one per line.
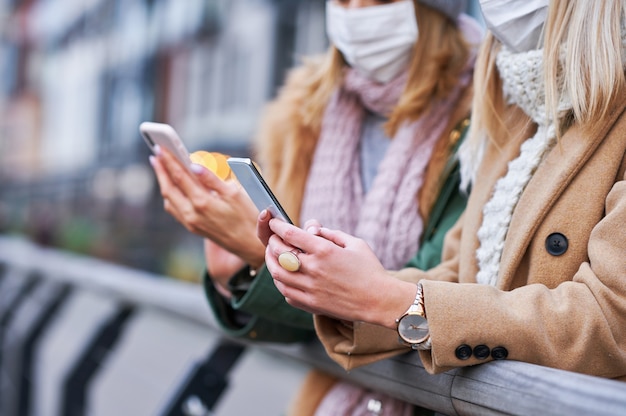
xmin=183 ymin=209 xmax=198 ymax=226
xmin=316 ymin=244 xmax=333 ymax=257
xmin=283 ymin=227 xmax=298 ymax=240
xmin=193 ymin=198 xmax=210 ymax=212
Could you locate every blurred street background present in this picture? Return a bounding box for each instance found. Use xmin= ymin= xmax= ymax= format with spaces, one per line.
xmin=0 ymin=1 xmax=483 ymax=415
xmin=0 ymin=0 xmax=483 ymax=283
xmin=0 ymin=0 xmax=330 ymax=282
xmin=0 ymin=0 xmax=483 ymax=282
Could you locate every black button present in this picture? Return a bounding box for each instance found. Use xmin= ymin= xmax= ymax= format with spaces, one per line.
xmin=545 ymin=233 xmax=568 ymax=256
xmin=491 ymin=346 xmax=508 ymax=360
xmin=473 ymin=344 xmax=490 ymax=360
xmin=455 ymin=344 xmax=472 ymax=360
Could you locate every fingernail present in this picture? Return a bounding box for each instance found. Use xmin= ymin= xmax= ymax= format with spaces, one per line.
xmin=259 ymin=209 xmax=269 ymax=220
xmin=190 ymin=163 xmax=205 ymax=174
xmin=149 ymin=155 xmax=156 ymax=166
xmin=153 ymin=144 xmax=162 ymax=155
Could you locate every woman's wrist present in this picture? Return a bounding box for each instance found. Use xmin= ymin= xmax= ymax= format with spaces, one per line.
xmin=372 ymin=279 xmax=418 ymax=329
xmin=204 ymin=247 xmax=246 ymax=283
xmin=239 ymin=238 xmax=268 ymax=271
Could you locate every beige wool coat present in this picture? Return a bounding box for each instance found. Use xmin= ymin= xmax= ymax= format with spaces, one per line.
xmin=315 ymin=93 xmax=626 ymax=382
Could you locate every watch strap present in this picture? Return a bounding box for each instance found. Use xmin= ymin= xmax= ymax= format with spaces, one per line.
xmin=403 ymin=282 xmax=426 ymax=317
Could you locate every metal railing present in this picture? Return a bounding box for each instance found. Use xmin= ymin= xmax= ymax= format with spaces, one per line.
xmin=0 ymin=235 xmax=624 ymax=416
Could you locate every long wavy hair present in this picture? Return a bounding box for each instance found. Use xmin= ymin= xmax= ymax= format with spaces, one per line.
xmin=295 ymin=1 xmax=473 ymax=138
xmin=459 ymin=0 xmax=626 ymax=189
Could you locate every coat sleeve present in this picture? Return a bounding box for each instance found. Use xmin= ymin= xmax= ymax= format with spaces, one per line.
xmin=317 ymin=176 xmax=626 ymax=378
xmin=419 ymin=175 xmax=626 ymax=378
xmin=203 ymin=268 xmax=315 ymax=343
xmin=229 ymin=265 xmax=314 ymax=330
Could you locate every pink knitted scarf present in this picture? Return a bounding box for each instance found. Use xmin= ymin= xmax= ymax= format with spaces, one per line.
xmin=314 ymin=380 xmax=413 ymax=416
xmin=300 ymin=67 xmax=469 ymax=269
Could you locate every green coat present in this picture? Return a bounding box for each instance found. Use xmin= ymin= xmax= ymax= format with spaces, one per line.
xmin=203 ymin=132 xmax=468 ymax=344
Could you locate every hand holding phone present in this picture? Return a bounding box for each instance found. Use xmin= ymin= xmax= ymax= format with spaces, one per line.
xmin=227 ymin=157 xmax=293 ymax=224
xmin=140 ymin=121 xmax=192 ymax=171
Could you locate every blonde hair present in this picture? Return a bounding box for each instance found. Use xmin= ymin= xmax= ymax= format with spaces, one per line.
xmin=460 ymin=0 xmax=626 ymax=187
xmin=545 ymin=0 xmax=626 ymax=130
xmin=296 ymin=1 xmax=472 ymax=137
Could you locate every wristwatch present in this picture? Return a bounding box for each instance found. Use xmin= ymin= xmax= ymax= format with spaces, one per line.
xmin=396 ymin=283 xmax=430 ymax=350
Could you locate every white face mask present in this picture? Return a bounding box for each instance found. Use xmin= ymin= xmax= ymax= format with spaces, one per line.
xmin=479 ymin=0 xmax=549 ymax=53
xmin=326 ymin=1 xmax=418 ymax=83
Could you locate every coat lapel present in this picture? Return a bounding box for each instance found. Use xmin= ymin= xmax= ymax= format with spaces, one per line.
xmin=497 ymin=96 xmax=626 ymax=289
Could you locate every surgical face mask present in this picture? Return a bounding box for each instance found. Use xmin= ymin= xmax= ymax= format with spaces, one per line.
xmin=479 ymin=0 xmax=549 ymax=53
xmin=326 ymin=1 xmax=418 ymax=83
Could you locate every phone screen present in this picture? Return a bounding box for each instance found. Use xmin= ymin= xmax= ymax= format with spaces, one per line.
xmin=227 ymin=157 xmax=292 ymax=224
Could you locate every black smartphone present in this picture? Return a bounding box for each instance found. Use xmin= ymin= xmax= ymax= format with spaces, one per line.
xmin=227 ymin=157 xmax=293 ymax=224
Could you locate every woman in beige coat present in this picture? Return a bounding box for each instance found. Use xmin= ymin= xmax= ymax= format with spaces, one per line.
xmin=260 ymin=0 xmax=626 ymax=381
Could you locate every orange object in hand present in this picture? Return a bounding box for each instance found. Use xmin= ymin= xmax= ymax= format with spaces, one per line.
xmin=190 ymin=151 xmax=232 ymax=180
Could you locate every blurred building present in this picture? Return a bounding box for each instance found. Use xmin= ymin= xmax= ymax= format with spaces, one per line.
xmin=0 ymin=0 xmax=481 ymax=280
xmin=0 ymin=0 xmax=326 ymax=279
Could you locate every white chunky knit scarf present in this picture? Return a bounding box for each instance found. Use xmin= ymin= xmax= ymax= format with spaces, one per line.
xmin=476 ymin=19 xmax=626 ymax=286
xmin=475 ymin=46 xmax=571 ymax=286
xmin=466 ymin=16 xmax=626 ymax=286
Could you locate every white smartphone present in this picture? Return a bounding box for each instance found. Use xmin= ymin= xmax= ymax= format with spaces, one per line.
xmin=227 ymin=157 xmax=293 ymax=224
xmin=139 ymin=121 xmax=192 ymax=170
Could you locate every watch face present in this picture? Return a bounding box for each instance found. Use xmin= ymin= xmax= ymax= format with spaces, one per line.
xmin=398 ymin=314 xmax=428 ymax=344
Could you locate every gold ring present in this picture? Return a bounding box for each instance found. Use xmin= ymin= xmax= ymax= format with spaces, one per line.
xmin=278 ymin=250 xmax=301 ymax=272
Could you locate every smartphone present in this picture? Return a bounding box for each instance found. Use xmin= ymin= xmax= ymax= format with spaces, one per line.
xmin=139 ymin=121 xmax=192 ymax=170
xmin=227 ymin=157 xmax=293 ymax=224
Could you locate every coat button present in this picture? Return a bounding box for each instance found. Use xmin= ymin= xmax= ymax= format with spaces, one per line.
xmin=491 ymin=346 xmax=509 ymax=360
xmin=455 ymin=344 xmax=472 ymax=360
xmin=473 ymin=344 xmax=490 ymax=360
xmin=545 ymin=233 xmax=568 ymax=256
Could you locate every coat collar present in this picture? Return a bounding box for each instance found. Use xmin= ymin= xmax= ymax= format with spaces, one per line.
xmin=497 ymin=94 xmax=626 ymax=288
